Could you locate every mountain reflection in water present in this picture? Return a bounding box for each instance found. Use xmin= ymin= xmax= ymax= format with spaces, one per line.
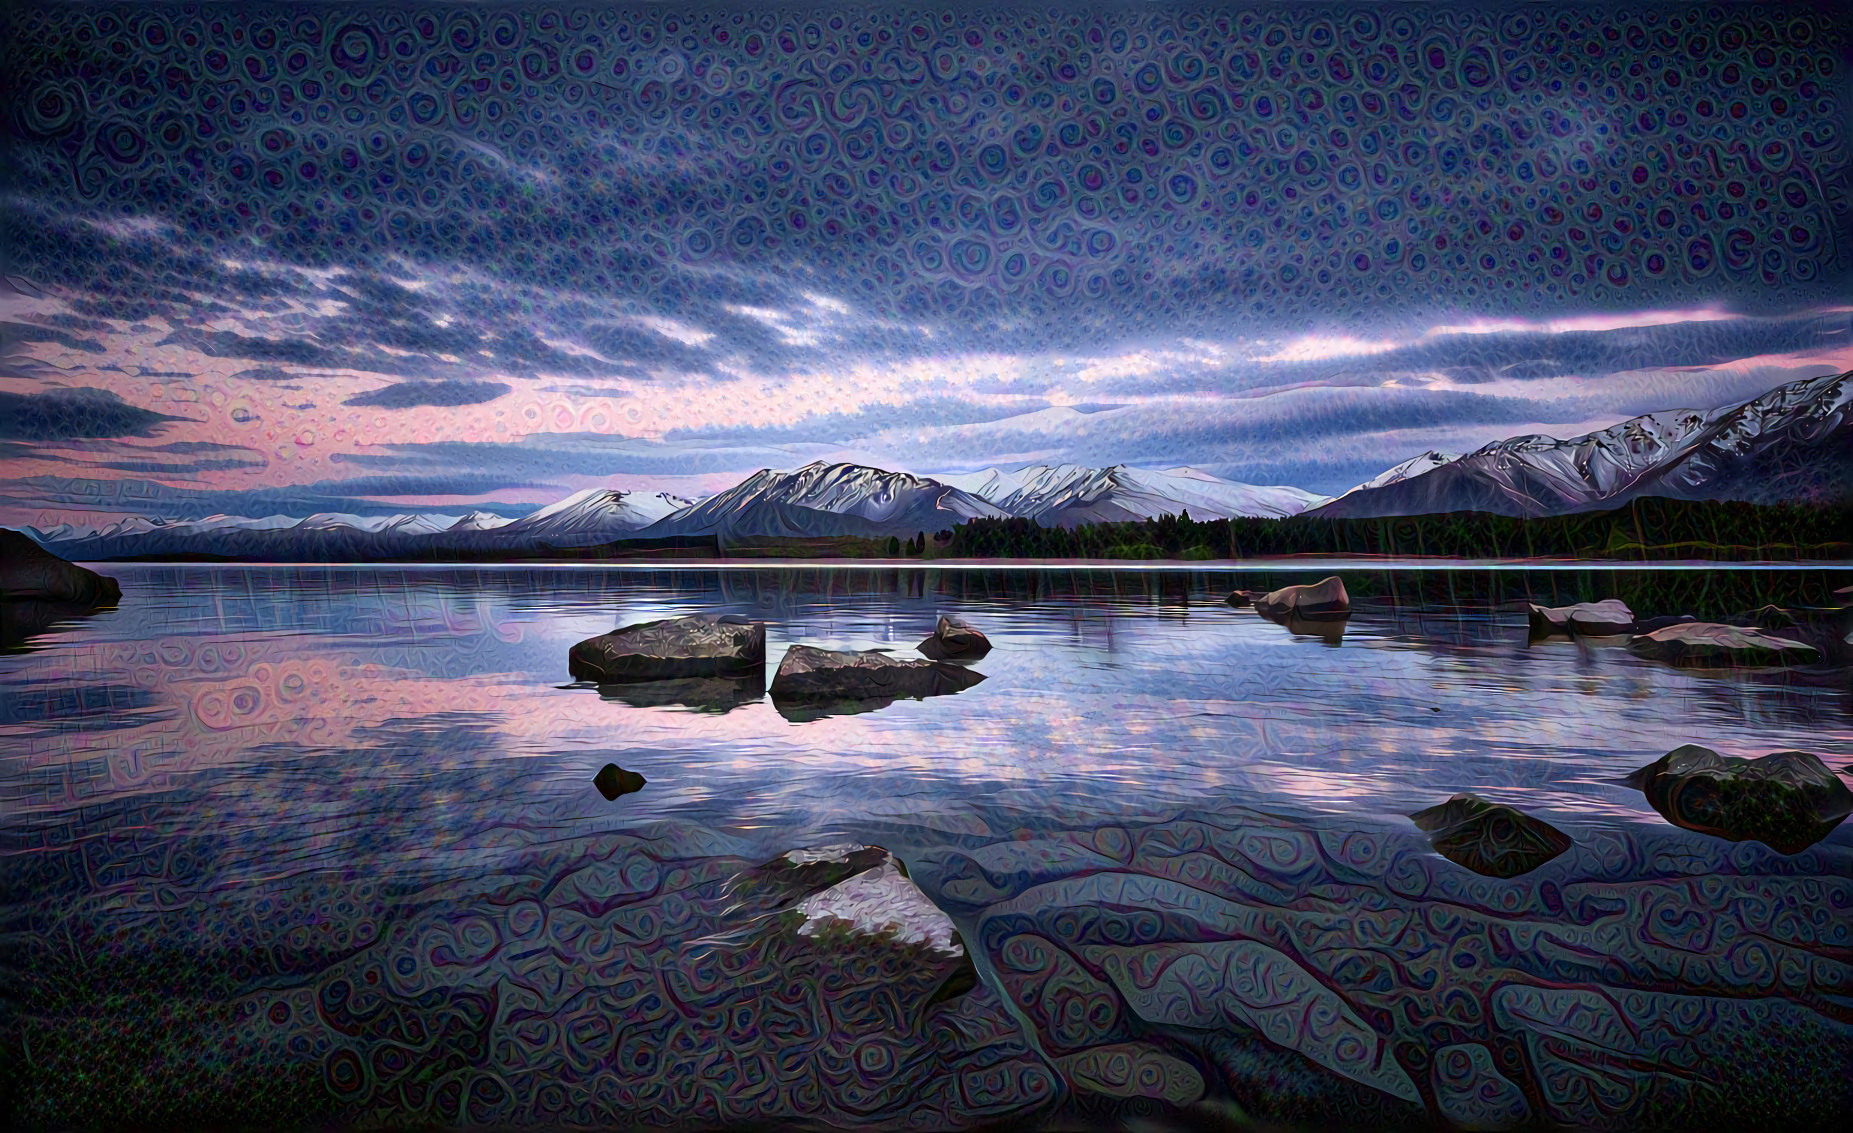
xmin=1 ymin=564 xmax=1848 ymax=1131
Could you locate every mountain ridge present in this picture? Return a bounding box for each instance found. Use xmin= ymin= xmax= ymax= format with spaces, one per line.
xmin=1309 ymin=369 xmax=1851 ymax=519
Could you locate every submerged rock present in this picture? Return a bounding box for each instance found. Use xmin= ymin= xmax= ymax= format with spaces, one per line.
xmin=1625 ymin=745 xmax=1852 ymax=854
xmin=770 ymin=644 xmax=985 ymax=704
xmin=1527 ymin=599 xmax=1634 ymax=637
xmin=0 ymin=529 xmax=121 ymax=606
xmin=1253 ymin=576 xmax=1350 ymax=619
xmin=1625 ymin=622 xmax=1821 ymax=667
xmin=917 ymin=614 xmax=992 ymax=660
xmin=593 ymin=763 xmax=646 ymax=800
xmin=596 ymin=672 xmax=765 ymax=713
xmin=568 ymin=613 xmax=765 ymax=682
xmin=1223 ymin=590 xmax=1258 ymax=608
xmin=1410 ymin=794 xmax=1573 ymax=878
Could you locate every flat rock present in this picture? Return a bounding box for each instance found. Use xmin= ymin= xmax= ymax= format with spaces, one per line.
xmin=770 ymin=644 xmax=985 ymax=703
xmin=0 ymin=529 xmax=121 ymax=606
xmin=568 ymin=613 xmax=765 ymax=682
xmin=1253 ymin=576 xmax=1349 ymax=619
xmin=917 ymin=614 xmax=992 ymax=660
xmin=1410 ymin=794 xmax=1572 ymax=878
xmin=592 ymin=763 xmax=646 ymax=800
xmin=1625 ymin=622 xmax=1820 ymax=667
xmin=1527 ymin=598 xmax=1634 ymax=637
xmin=1625 ymin=745 xmax=1853 ymax=853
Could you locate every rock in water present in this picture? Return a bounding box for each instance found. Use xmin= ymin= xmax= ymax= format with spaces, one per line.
xmin=568 ymin=613 xmax=765 ymax=682
xmin=1625 ymin=622 xmax=1821 ymax=666
xmin=793 ymin=854 xmax=963 ymax=955
xmin=1633 ymin=614 xmax=1698 ymax=634
xmin=917 ymin=614 xmax=992 ymax=660
xmin=1625 ymin=745 xmax=1853 ymax=853
xmin=0 ymin=529 xmax=121 ymax=605
xmin=1526 ymin=598 xmax=1635 ymax=637
xmin=770 ymin=644 xmax=985 ymax=702
xmin=593 ymin=763 xmax=646 ymax=800
xmin=1410 ymin=795 xmax=1573 ymax=878
xmin=1253 ymin=576 xmax=1349 ymax=619
xmin=1223 ymin=590 xmax=1255 ymax=608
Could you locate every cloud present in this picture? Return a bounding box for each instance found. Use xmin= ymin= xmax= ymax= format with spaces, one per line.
xmin=0 ymin=474 xmax=542 ymax=520
xmin=342 ymin=380 xmax=512 ymax=408
xmin=0 ymin=320 xmax=105 ymax=353
xmin=0 ymin=387 xmax=188 ymax=441
xmin=337 ymin=431 xmax=822 ymax=479
xmin=662 ymin=396 xmax=1052 ymax=446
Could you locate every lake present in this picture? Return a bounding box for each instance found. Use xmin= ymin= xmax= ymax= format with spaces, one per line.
xmin=2 ymin=564 xmax=1850 ymax=1131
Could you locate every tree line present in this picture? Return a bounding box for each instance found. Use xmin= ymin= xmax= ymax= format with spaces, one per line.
xmin=920 ymin=498 xmax=1850 ymax=562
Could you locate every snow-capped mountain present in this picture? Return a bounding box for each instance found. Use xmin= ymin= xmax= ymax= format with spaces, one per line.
xmin=1331 ymin=452 xmax=1460 ymax=500
xmin=644 ymin=461 xmax=1008 ymax=539
xmin=493 ymin=488 xmax=693 ymax=547
xmin=940 ymin=463 xmax=1326 ymax=525
xmin=448 ymin=511 xmax=512 ymax=532
xmin=1312 ymin=370 xmax=1853 ymax=518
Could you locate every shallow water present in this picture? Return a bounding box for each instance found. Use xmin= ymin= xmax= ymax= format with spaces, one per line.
xmin=2 ymin=564 xmax=1849 ymax=1131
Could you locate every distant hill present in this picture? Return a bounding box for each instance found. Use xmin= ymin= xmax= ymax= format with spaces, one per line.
xmin=1311 ymin=370 xmax=1853 ymax=518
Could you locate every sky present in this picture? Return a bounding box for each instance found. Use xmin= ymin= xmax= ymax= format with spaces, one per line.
xmin=3 ymin=2 xmax=1852 ymax=527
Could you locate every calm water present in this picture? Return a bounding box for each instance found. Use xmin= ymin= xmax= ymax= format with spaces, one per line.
xmin=2 ymin=564 xmax=1850 ymax=1131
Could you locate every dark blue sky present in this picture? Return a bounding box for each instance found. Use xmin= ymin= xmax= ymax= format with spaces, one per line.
xmin=3 ymin=3 xmax=1851 ymax=521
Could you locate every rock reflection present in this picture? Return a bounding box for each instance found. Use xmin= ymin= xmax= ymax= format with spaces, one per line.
xmin=592 ymin=671 xmax=766 ymax=714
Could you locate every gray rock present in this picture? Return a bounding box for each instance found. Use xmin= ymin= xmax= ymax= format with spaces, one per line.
xmin=1625 ymin=745 xmax=1852 ymax=854
xmin=568 ymin=613 xmax=765 ymax=682
xmin=1527 ymin=598 xmax=1634 ymax=637
xmin=770 ymin=644 xmax=985 ymax=704
xmin=593 ymin=763 xmax=646 ymax=800
xmin=1625 ymin=622 xmax=1821 ymax=667
xmin=1410 ymin=794 xmax=1572 ymax=878
xmin=0 ymin=529 xmax=121 ymax=606
xmin=917 ymin=615 xmax=992 ymax=660
xmin=1253 ymin=576 xmax=1349 ymax=619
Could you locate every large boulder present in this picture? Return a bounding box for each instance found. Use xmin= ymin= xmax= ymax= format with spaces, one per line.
xmin=1410 ymin=794 xmax=1573 ymax=878
xmin=1253 ymin=576 xmax=1349 ymax=619
xmin=1625 ymin=622 xmax=1821 ymax=667
xmin=917 ymin=615 xmax=992 ymax=660
xmin=1526 ymin=599 xmax=1634 ymax=637
xmin=1626 ymin=745 xmax=1853 ymax=853
xmin=568 ymin=613 xmax=765 ymax=682
xmin=0 ymin=529 xmax=121 ymax=605
xmin=770 ymin=645 xmax=985 ymax=703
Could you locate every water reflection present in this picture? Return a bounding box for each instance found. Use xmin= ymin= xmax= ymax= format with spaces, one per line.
xmin=0 ymin=564 xmax=1849 ymax=1131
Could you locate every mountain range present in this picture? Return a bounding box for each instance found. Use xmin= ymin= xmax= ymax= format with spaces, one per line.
xmin=17 ymin=370 xmax=1849 ymax=559
xmin=1309 ymin=369 xmax=1851 ymax=518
